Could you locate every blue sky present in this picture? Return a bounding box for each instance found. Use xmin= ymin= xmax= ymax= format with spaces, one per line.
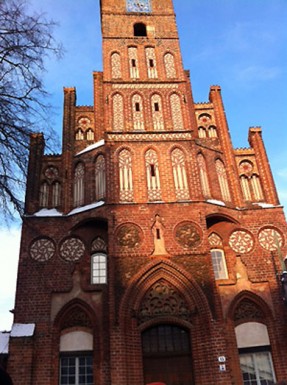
xmin=0 ymin=0 xmax=286 ymax=331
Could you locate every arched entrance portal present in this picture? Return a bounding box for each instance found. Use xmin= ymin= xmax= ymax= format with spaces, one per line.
xmin=142 ymin=324 xmax=194 ymax=385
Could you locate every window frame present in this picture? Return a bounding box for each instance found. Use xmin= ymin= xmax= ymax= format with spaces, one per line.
xmin=239 ymin=348 xmax=276 ymax=385
xmin=59 ymin=352 xmax=93 ymax=385
xmin=211 ymin=249 xmax=228 ymax=280
xmin=91 ymin=252 xmax=107 ymax=284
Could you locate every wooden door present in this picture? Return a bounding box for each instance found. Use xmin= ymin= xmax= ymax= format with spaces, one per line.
xmin=142 ymin=325 xmax=194 ymax=385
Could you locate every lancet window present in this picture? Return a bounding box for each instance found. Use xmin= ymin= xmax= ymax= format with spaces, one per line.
xmin=251 ymin=174 xmax=264 ymax=201
xmin=52 ymin=182 xmax=61 ymax=207
xmin=145 ymin=149 xmax=161 ymax=201
xmin=39 ymin=182 xmax=49 ymax=207
xmin=170 ymin=94 xmax=184 ymax=130
xmin=132 ymin=94 xmax=145 ymax=131
xmin=119 ymin=149 xmax=133 ymax=202
xmin=151 ymin=94 xmax=164 ymax=130
xmin=75 ymin=129 xmax=84 ymax=140
xmin=171 ymin=148 xmax=189 ymax=200
xmin=112 ymin=93 xmax=124 ymax=131
xmin=128 ymin=47 xmax=139 ymax=79
xmin=215 ymin=159 xmax=231 ymax=202
xmin=240 ymin=175 xmax=252 ymax=201
xmin=164 ymin=53 xmax=176 ymax=78
xmin=86 ymin=129 xmax=94 ymax=141
xmin=111 ymin=52 xmax=122 ymax=79
xmin=145 ymin=47 xmax=158 ymax=79
xmin=73 ymin=163 xmax=85 ymax=207
xmin=95 ymin=155 xmax=106 ymax=201
xmin=197 ymin=154 xmax=211 ymax=198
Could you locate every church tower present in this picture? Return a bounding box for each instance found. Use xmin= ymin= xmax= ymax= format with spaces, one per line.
xmin=4 ymin=1 xmax=287 ymax=384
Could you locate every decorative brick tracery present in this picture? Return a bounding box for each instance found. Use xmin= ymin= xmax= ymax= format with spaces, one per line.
xmin=137 ymin=280 xmax=194 ymax=324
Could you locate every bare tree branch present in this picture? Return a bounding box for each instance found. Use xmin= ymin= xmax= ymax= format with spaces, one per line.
xmin=0 ymin=0 xmax=62 ymax=224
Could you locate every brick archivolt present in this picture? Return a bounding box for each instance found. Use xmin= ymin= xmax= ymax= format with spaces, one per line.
xmin=119 ymin=259 xmax=212 ymax=328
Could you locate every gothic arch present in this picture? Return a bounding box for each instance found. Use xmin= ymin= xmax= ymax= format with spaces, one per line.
xmin=119 ymin=259 xmax=212 ymax=329
xmin=54 ymin=298 xmax=97 ymax=331
xmin=169 ymin=144 xmax=189 ymax=158
xmin=114 ymin=144 xmax=134 ymax=158
xmin=227 ymin=290 xmax=274 ymax=325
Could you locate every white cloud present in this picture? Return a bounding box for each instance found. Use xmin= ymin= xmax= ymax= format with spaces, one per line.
xmin=0 ymin=228 xmax=21 ymax=331
xmin=236 ymin=65 xmax=281 ymax=83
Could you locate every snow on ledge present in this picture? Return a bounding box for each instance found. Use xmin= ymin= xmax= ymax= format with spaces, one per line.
xmin=76 ymin=139 xmax=105 ymax=156
xmin=252 ymin=202 xmax=277 ymax=209
xmin=0 ymin=332 xmax=10 ymax=354
xmin=206 ymin=199 xmax=226 ymax=207
xmin=68 ymin=201 xmax=105 ymax=216
xmin=10 ymin=323 xmax=35 ymax=337
xmin=34 ymin=208 xmax=63 ymax=217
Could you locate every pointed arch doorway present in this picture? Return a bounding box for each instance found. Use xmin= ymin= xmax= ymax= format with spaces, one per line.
xmin=142 ymin=324 xmax=194 ymax=385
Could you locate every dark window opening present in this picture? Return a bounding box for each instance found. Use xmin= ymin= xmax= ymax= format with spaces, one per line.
xmin=134 ymin=23 xmax=147 ymax=37
xmin=150 ymin=164 xmax=156 ymax=177
xmin=149 ymin=59 xmax=154 ymax=68
xmin=131 ymin=59 xmax=136 ymax=67
xmin=156 ymin=229 xmax=161 ymax=239
xmin=154 ymin=102 xmax=159 ymax=112
xmin=135 ymin=102 xmax=140 ymax=112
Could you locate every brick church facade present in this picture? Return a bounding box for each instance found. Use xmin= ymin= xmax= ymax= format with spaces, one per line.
xmin=3 ymin=0 xmax=287 ymax=384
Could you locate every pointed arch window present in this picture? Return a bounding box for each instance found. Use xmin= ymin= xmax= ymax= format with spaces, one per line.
xmin=132 ymin=94 xmax=145 ymax=130
xmin=215 ymin=159 xmax=231 ymax=202
xmin=208 ymin=125 xmax=217 ymax=138
xmin=211 ymin=249 xmax=228 ymax=280
xmin=112 ymin=93 xmax=124 ymax=131
xmin=75 ymin=129 xmax=84 ymax=140
xmin=95 ymin=155 xmax=106 ymax=201
xmin=171 ymin=148 xmax=189 ymax=200
xmin=197 ymin=154 xmax=211 ymax=198
xmin=119 ymin=149 xmax=133 ymax=202
xmin=251 ymin=174 xmax=264 ymax=201
xmin=170 ymin=94 xmax=184 ymax=130
xmin=74 ymin=163 xmax=85 ymax=207
xmin=39 ymin=182 xmax=49 ymax=207
xmin=145 ymin=47 xmax=158 ymax=78
xmin=52 ymin=182 xmax=61 ymax=207
xmin=86 ymin=129 xmax=94 ymax=141
xmin=145 ymin=149 xmax=161 ymax=201
xmin=111 ymin=52 xmax=122 ymax=79
xmin=151 ymin=94 xmax=164 ymax=130
xmin=240 ymin=175 xmax=252 ymax=201
xmin=128 ymin=47 xmax=139 ymax=79
xmin=164 ymin=53 xmax=176 ymax=78
xmin=198 ymin=127 xmax=207 ymax=138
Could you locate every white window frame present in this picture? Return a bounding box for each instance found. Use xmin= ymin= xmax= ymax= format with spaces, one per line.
xmin=211 ymin=249 xmax=228 ymax=280
xmin=60 ymin=354 xmax=93 ymax=385
xmin=91 ymin=252 xmax=107 ymax=284
xmin=239 ymin=350 xmax=276 ymax=385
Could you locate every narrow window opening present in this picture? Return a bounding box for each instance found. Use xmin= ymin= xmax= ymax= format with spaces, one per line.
xmin=156 ymin=229 xmax=161 ymax=239
xmin=149 ymin=59 xmax=154 ymax=68
xmin=150 ymin=164 xmax=156 ymax=177
xmin=131 ymin=59 xmax=136 ymax=67
xmin=134 ymin=23 xmax=147 ymax=37
xmin=135 ymin=102 xmax=140 ymax=112
xmin=154 ymin=102 xmax=159 ymax=112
